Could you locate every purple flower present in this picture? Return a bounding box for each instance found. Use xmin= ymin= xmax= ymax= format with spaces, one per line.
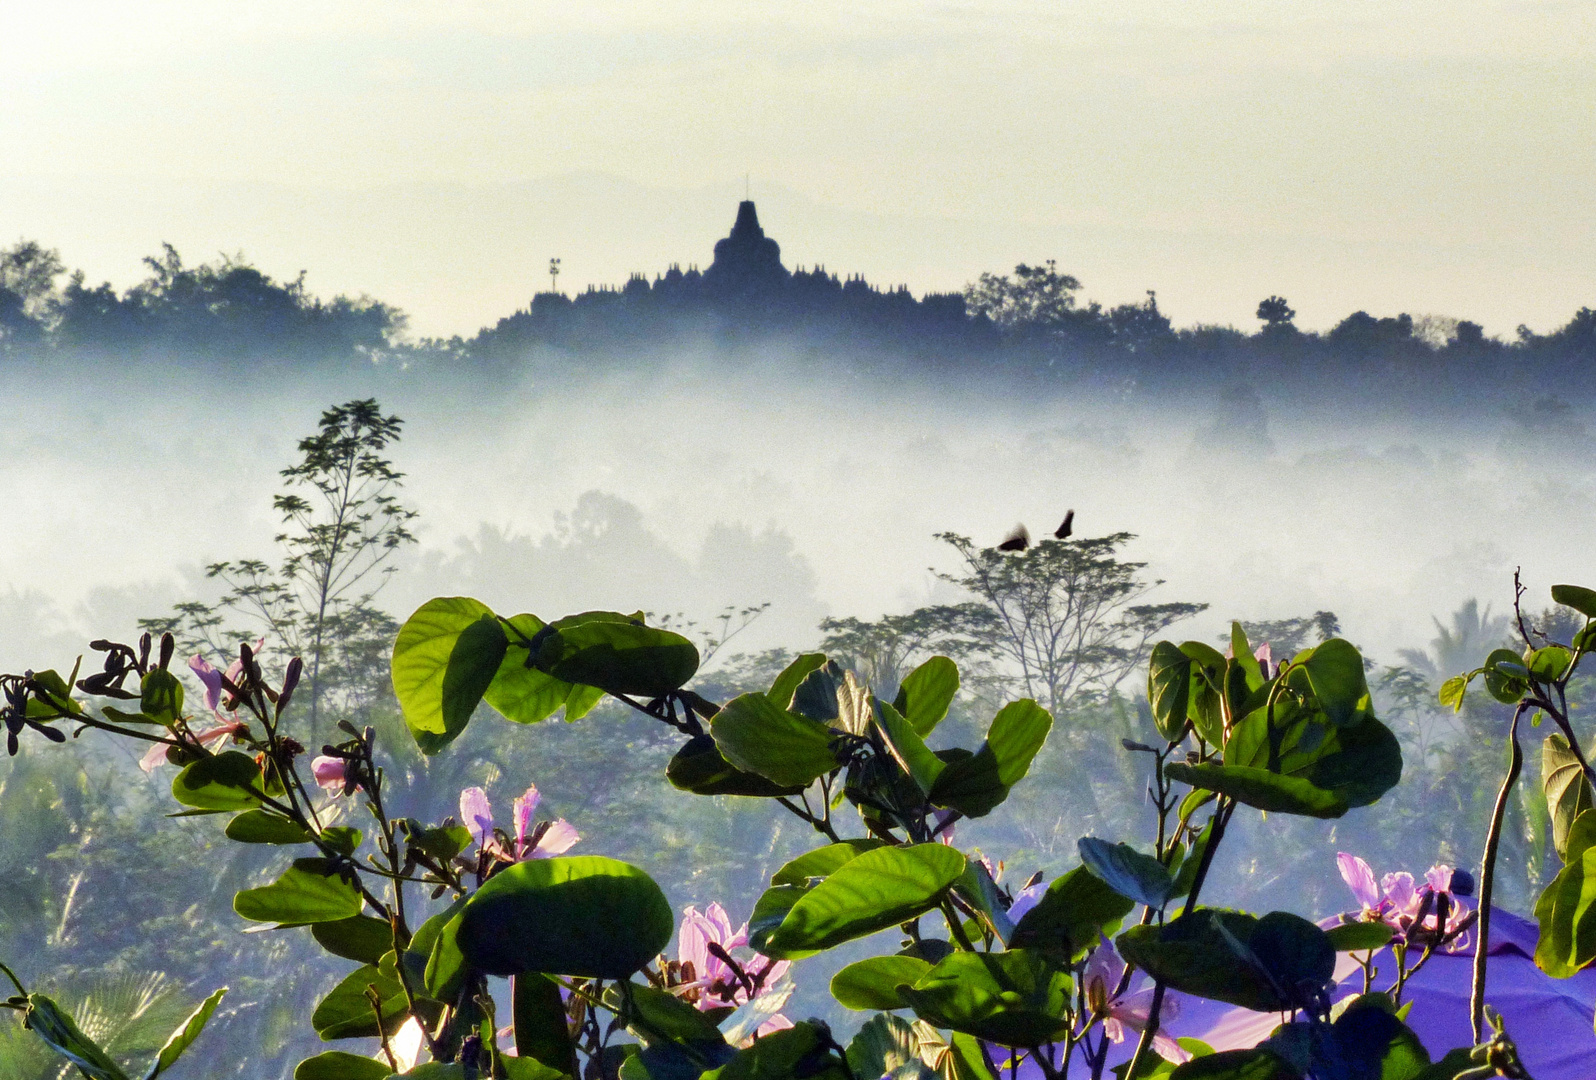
xmin=1337 ymin=853 xmax=1382 ymax=913
xmin=1007 ymin=880 xmax=1048 ymax=924
xmin=673 ymin=902 xmax=792 ymax=1043
xmin=189 ymin=655 xmax=225 ymax=713
xmin=1335 ymin=853 xmax=1472 ymax=952
xmin=459 ymin=784 xmax=580 ymax=862
xmin=312 ymin=755 xmax=350 ymax=795
xmin=1082 ymin=938 xmax=1189 ymax=1063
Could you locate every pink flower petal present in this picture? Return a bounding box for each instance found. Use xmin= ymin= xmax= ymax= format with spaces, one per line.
xmin=1337 ymin=853 xmax=1381 ymax=911
xmin=138 ymin=741 xmax=170 ymax=774
xmin=1426 ymin=864 xmax=1453 ymax=894
xmin=1382 ymin=872 xmax=1416 ymax=914
xmin=312 ymin=755 xmax=347 ymax=795
xmin=756 ymin=1013 xmax=794 ymax=1038
xmin=188 ymin=655 xmax=224 ymax=712
xmin=512 ymin=785 xmax=541 ymax=851
xmin=529 ymin=819 xmax=579 ymax=858
xmin=678 ymin=907 xmax=712 ymax=972
xmin=460 ymin=787 xmax=494 ymax=849
xmin=195 ymin=721 xmax=247 ymax=746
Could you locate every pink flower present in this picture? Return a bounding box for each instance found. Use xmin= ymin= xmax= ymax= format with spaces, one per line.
xmin=189 ymin=655 xmax=225 ymax=713
xmin=138 ymin=720 xmax=248 ymax=774
xmin=1083 ymin=939 xmax=1189 ymax=1064
xmin=459 ymin=784 xmax=579 ymax=862
xmin=1335 ymin=854 xmax=1472 ymax=952
xmin=312 ymin=755 xmax=349 ymax=795
xmin=674 ymin=903 xmax=792 ymax=1042
xmin=1337 ymin=853 xmax=1381 ymax=913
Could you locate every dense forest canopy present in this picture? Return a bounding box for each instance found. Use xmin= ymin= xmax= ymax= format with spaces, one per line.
xmin=2 ymin=204 xmax=1592 ymax=375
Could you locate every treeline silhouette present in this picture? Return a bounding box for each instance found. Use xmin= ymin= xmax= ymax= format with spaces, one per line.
xmin=3 ymin=202 xmax=1593 ymax=379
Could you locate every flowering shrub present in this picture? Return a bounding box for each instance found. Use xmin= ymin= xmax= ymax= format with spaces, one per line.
xmin=4 ymin=573 xmax=1591 ymax=1079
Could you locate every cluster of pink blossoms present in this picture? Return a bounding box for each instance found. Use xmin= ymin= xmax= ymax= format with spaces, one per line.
xmin=138 ymin=651 xmax=255 ymax=773
xmin=667 ymin=902 xmax=792 ymax=1043
xmin=1335 ymin=852 xmax=1475 ymax=951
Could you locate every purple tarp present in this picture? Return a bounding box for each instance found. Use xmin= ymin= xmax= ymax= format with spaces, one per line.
xmin=1187 ymin=908 xmax=1596 ymax=1078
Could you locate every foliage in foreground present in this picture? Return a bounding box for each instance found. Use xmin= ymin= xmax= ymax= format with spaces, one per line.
xmin=9 ymin=567 xmax=1596 ymax=1079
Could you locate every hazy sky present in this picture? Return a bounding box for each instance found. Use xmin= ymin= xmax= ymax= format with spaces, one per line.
xmin=2 ymin=0 xmax=1591 ymax=338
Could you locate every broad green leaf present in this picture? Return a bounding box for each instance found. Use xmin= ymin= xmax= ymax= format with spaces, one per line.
xmin=502 ymin=1062 xmax=568 ymax=1080
xmin=768 ymin=653 xmax=828 ymax=711
xmin=603 ymin=983 xmax=728 ymax=1051
xmin=533 ymin=614 xmax=699 ymax=698
xmin=1167 ymin=1048 xmax=1297 ymax=1080
xmin=294 ymin=1051 xmax=396 ymax=1080
xmin=144 ymin=986 xmax=226 ymax=1080
xmin=514 ymin=974 xmax=579 ymax=1077
xmin=1534 ymin=844 xmax=1596 ymax=977
xmin=761 ymin=843 xmax=967 ymax=959
xmin=1563 ymin=809 xmax=1596 ymax=866
xmin=747 ymin=884 xmax=811 ymax=954
xmin=986 ymin=700 xmax=1052 ymax=786
xmin=234 ymin=858 xmax=363 ymax=925
xmin=942 ymin=1032 xmax=997 ymax=1080
xmin=667 ymin=733 xmax=807 ymax=797
xmin=875 ymin=699 xmax=946 ymax=795
xmin=313 ymin=915 xmax=397 ymax=966
xmin=1180 ymin=642 xmax=1228 ymax=747
xmin=898 ymin=949 xmax=1071 ymax=1048
xmin=1528 ymin=645 xmax=1572 ymax=684
xmin=710 ymin=692 xmax=838 ymax=788
xmin=1545 ymin=734 xmax=1594 ymax=860
xmin=1482 ymin=648 xmax=1529 ymax=705
xmin=792 ymin=665 xmax=841 ymax=723
xmin=487 ymin=613 xmax=600 ymax=725
xmin=457 ymin=855 xmax=673 ymax=979
xmin=845 ymin=1014 xmax=933 ymax=1080
xmin=1230 ymin=624 xmax=1263 ymax=688
xmin=140 ymin=669 xmax=184 ymax=726
xmin=1323 ymin=922 xmax=1395 ymax=952
xmin=1148 ymin=642 xmax=1193 ymax=743
xmin=1118 ymin=909 xmax=1333 ymax=1013
xmin=28 ymin=669 xmax=81 ymax=716
xmin=1009 ymin=865 xmax=1135 ymax=962
xmin=440 ymin=614 xmax=508 ymax=741
xmin=1078 ymin=838 xmax=1174 ymax=908
xmin=928 ymin=700 xmax=1052 ymax=818
xmin=320 ymin=826 xmax=363 ymax=857
xmin=420 ymin=902 xmax=470 ymax=1002
xmin=771 ymin=840 xmax=887 ymax=886
xmin=895 ymin=657 xmax=961 ymax=737
xmin=1194 ymin=707 xmax=1404 ymax=817
xmin=226 ymin=810 xmax=313 ymax=845
xmin=24 ymin=994 xmax=132 ymax=1080
xmin=311 ymin=958 xmax=408 ymax=1040
xmin=954 ymin=859 xmax=1016 ymax=945
xmin=831 ymin=955 xmax=933 ymax=1010
xmin=1552 ymin=584 xmax=1596 ymax=620
xmin=1164 ymin=763 xmax=1345 ymax=818
xmin=1296 ymin=639 xmax=1371 ymax=728
xmin=1437 ymin=675 xmax=1468 ymax=712
xmin=393 ymin=597 xmax=495 ymax=748
xmin=171 ymin=751 xmax=265 ymax=811
xmin=700 ymin=1023 xmax=843 ymax=1080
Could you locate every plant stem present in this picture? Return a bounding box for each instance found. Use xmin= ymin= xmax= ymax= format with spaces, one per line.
xmin=1472 ymin=702 xmax=1525 ymax=1042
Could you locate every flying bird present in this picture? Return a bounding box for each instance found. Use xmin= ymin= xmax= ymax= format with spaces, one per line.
xmin=997 ymin=524 xmax=1030 ymax=551
xmin=1054 ymin=510 xmax=1074 ymax=540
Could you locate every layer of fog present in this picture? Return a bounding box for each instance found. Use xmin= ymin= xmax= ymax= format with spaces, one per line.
xmin=2 ymin=349 xmax=1592 ymax=679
